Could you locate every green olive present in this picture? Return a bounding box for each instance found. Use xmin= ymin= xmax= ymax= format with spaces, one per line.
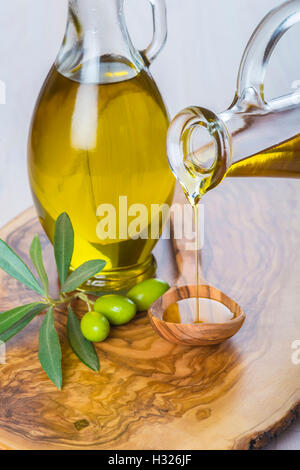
xmin=94 ymin=294 xmax=136 ymax=325
xmin=127 ymin=278 xmax=170 ymax=312
xmin=80 ymin=311 xmax=110 ymax=342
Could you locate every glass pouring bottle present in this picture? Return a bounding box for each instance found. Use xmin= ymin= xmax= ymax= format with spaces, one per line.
xmin=167 ymin=0 xmax=300 ymax=206
xmin=28 ymin=0 xmax=174 ymax=292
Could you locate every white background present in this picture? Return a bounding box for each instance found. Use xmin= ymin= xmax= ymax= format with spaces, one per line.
xmin=0 ymin=0 xmax=299 ymax=449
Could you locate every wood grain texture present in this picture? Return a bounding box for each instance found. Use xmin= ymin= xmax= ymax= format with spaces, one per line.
xmin=0 ymin=178 xmax=299 ymax=450
xmin=149 ymin=284 xmax=245 ymax=346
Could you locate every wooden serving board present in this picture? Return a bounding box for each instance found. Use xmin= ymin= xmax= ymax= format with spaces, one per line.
xmin=0 ymin=178 xmax=299 ymax=450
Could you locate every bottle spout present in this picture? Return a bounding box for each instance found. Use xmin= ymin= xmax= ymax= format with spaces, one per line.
xmin=167 ymin=106 xmax=232 ymax=204
xmin=57 ymin=0 xmax=143 ymax=83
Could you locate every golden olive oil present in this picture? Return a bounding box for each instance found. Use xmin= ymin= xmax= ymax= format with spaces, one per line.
xmin=28 ymin=64 xmax=174 ymax=290
xmin=183 ymin=133 xmax=300 ymax=204
xmin=228 ymin=133 xmax=300 ymax=178
xmin=163 ymin=298 xmax=234 ymax=324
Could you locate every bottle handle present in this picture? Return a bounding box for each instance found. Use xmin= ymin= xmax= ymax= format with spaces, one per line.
xmin=141 ymin=0 xmax=167 ymax=64
xmin=235 ymin=0 xmax=300 ymax=106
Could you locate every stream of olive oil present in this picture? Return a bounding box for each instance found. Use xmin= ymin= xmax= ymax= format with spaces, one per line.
xmin=194 ymin=204 xmax=200 ymax=323
xmin=163 ymin=201 xmax=234 ymax=325
xmin=28 ymin=64 xmax=174 ymax=279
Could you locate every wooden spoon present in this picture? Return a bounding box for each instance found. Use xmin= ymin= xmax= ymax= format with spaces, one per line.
xmin=148 ymin=205 xmax=245 ymax=346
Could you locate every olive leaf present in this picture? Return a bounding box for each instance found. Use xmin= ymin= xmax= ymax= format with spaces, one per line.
xmin=61 ymin=260 xmax=106 ymax=293
xmin=38 ymin=307 xmax=62 ymax=390
xmin=0 ymin=302 xmax=46 ymax=335
xmin=0 ymin=303 xmax=46 ymax=343
xmin=0 ymin=211 xmax=107 ymax=390
xmin=30 ymin=235 xmax=49 ymax=296
xmin=0 ymin=239 xmax=44 ymax=295
xmin=54 ymin=213 xmax=74 ymax=286
xmin=67 ymin=307 xmax=99 ymax=371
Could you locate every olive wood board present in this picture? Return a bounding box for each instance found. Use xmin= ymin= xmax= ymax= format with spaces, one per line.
xmin=0 ymin=178 xmax=299 ymax=450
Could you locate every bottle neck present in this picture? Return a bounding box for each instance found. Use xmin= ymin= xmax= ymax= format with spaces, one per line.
xmin=222 ymin=92 xmax=300 ymax=169
xmin=56 ymin=0 xmax=144 ymax=84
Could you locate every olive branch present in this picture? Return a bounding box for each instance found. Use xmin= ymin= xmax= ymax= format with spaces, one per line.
xmin=0 ymin=213 xmax=106 ymax=389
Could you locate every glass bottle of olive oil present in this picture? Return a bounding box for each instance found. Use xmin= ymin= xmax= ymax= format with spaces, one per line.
xmin=28 ymin=0 xmax=174 ymax=291
xmin=167 ymin=1 xmax=300 ymax=205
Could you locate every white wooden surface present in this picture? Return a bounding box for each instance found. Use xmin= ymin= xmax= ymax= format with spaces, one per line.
xmin=0 ymin=0 xmax=299 ymax=450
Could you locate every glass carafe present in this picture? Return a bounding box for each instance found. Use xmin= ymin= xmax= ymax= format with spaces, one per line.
xmin=167 ymin=0 xmax=300 ymax=205
xmin=28 ymin=0 xmax=174 ymax=291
